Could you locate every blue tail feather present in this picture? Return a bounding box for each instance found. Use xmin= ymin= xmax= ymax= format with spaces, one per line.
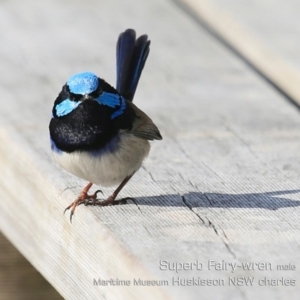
xmin=116 ymin=29 xmax=150 ymax=101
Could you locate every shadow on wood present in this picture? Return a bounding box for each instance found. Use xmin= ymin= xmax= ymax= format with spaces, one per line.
xmin=125 ymin=189 xmax=300 ymax=210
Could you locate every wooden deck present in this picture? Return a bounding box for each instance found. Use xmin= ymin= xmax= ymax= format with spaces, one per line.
xmin=0 ymin=0 xmax=300 ymax=299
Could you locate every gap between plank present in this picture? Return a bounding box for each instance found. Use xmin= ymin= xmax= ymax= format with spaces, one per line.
xmin=173 ymin=0 xmax=300 ymax=111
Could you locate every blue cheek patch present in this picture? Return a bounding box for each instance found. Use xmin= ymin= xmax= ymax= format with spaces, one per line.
xmin=111 ymin=98 xmax=126 ymax=119
xmin=67 ymin=72 xmax=99 ymax=95
xmin=96 ymin=92 xmax=126 ymax=119
xmin=96 ymin=92 xmax=121 ymax=107
xmin=55 ymin=99 xmax=81 ymax=117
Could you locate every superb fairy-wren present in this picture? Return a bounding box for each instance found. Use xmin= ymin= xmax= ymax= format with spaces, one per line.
xmin=49 ymin=29 xmax=162 ymax=221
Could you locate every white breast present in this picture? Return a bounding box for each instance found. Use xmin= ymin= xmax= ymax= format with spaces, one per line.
xmin=53 ymin=132 xmax=150 ymax=187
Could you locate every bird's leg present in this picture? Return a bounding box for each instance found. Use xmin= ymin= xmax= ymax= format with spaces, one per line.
xmin=65 ymin=174 xmax=134 ymax=221
xmin=85 ymin=173 xmax=134 ymax=207
xmin=103 ymin=174 xmax=134 ymax=205
xmin=64 ymin=182 xmax=102 ymax=222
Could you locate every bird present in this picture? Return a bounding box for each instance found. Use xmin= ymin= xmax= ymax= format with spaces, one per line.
xmin=49 ymin=29 xmax=162 ymax=221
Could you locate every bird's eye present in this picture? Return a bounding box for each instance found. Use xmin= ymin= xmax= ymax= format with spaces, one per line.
xmin=63 ymin=84 xmax=82 ymax=102
xmin=72 ymin=94 xmax=82 ymax=101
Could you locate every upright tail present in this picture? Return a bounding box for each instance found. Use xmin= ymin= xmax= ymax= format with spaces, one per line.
xmin=116 ymin=29 xmax=150 ymax=102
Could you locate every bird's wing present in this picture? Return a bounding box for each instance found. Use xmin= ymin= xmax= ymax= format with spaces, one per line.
xmin=116 ymin=29 xmax=150 ymax=102
xmin=128 ymin=101 xmax=162 ymax=141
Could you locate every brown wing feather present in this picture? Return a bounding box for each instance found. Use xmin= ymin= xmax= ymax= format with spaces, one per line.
xmin=127 ymin=101 xmax=162 ymax=141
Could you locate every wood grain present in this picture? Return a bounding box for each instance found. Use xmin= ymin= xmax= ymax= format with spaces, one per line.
xmin=0 ymin=0 xmax=300 ymax=299
xmin=180 ymin=0 xmax=300 ymax=106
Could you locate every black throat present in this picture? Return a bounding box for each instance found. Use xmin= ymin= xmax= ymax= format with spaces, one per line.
xmin=50 ymin=97 xmax=135 ymax=153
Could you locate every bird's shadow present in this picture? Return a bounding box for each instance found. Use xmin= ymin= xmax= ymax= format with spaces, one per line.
xmin=124 ymin=189 xmax=300 ymax=210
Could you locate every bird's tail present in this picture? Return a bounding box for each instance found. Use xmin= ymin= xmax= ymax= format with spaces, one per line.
xmin=116 ymin=29 xmax=150 ymax=102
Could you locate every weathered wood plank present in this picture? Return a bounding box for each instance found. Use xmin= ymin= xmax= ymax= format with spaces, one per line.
xmin=0 ymin=231 xmax=63 ymax=299
xmin=179 ymin=0 xmax=300 ymax=107
xmin=209 ymin=0 xmax=300 ymax=72
xmin=0 ymin=0 xmax=299 ymax=299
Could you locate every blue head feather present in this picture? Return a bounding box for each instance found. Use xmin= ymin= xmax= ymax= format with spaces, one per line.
xmin=55 ymin=99 xmax=81 ymax=117
xmin=111 ymin=99 xmax=126 ymax=119
xmin=67 ymin=72 xmax=99 ymax=95
xmin=96 ymin=92 xmax=121 ymax=108
xmin=95 ymin=92 xmax=126 ymax=119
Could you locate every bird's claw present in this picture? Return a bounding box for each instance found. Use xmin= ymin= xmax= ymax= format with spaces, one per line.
xmin=64 ymin=190 xmax=102 ymax=222
xmin=64 ymin=189 xmax=133 ymax=222
xmin=83 ymin=196 xmax=132 ymax=207
xmin=83 ymin=190 xmax=103 ymax=206
xmin=95 ymin=190 xmax=104 ymax=197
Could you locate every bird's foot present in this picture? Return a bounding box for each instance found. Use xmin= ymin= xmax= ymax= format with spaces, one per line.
xmin=64 ymin=189 xmax=103 ymax=222
xmin=64 ymin=175 xmax=135 ymax=222
xmin=84 ymin=196 xmax=133 ymax=206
